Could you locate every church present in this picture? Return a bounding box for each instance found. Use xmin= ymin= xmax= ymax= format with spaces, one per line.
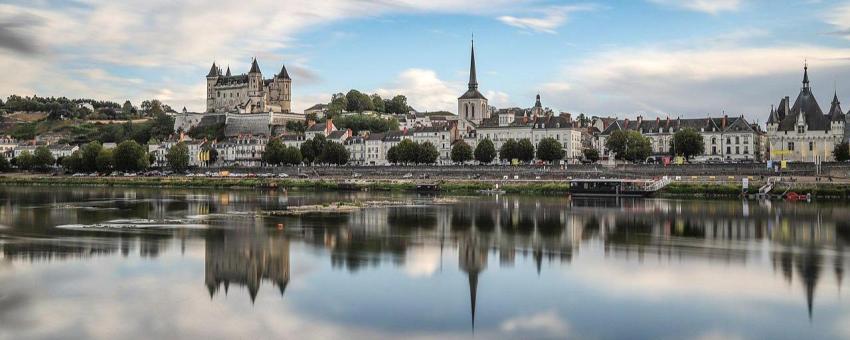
xmin=766 ymin=64 xmax=847 ymax=162
xmin=205 ymin=58 xmax=292 ymax=114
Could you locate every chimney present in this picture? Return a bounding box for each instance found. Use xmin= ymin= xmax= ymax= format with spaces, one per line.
xmin=637 ymin=115 xmax=643 ymax=125
xmin=666 ymin=116 xmax=670 ymax=128
xmin=722 ymin=115 xmax=727 ymax=129
xmin=624 ymin=118 xmax=629 ymax=128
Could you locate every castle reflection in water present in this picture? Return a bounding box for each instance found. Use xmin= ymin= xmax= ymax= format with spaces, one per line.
xmin=0 ymin=187 xmax=847 ymax=324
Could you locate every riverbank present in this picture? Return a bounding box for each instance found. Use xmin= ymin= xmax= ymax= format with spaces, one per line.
xmin=3 ymin=174 xmax=850 ymax=199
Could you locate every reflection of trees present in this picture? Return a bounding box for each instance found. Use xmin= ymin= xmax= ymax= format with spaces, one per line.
xmin=204 ymin=228 xmax=290 ymax=302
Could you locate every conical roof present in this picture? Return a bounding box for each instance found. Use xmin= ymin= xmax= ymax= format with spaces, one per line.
xmin=207 ymin=62 xmax=218 ymax=77
xmin=278 ymin=64 xmax=290 ymax=79
xmin=249 ymin=58 xmax=261 ymax=73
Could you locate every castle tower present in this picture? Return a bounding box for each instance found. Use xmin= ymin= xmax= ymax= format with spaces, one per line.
xmin=248 ymin=58 xmax=264 ymax=112
xmin=206 ymin=62 xmax=220 ymax=112
xmin=458 ymin=40 xmax=489 ymax=125
xmin=274 ymin=64 xmax=292 ymax=113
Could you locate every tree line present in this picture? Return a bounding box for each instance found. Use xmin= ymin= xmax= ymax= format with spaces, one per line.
xmin=327 ymin=90 xmax=411 ymax=115
xmin=1 ymin=95 xmax=176 ymax=120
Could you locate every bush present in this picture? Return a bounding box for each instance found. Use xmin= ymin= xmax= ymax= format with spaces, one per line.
xmin=33 ymin=146 xmax=55 ymax=171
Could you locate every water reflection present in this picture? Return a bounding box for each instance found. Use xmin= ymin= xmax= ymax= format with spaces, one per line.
xmin=0 ymin=187 xmax=848 ymax=339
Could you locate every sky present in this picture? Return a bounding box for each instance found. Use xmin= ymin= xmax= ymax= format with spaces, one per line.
xmin=3 ymin=0 xmax=850 ymax=124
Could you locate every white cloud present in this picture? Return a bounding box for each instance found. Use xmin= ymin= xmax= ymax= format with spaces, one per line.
xmin=375 ymin=68 xmax=462 ymax=113
xmin=500 ymin=309 xmax=570 ymax=336
xmin=0 ymin=0 xmax=532 ymax=111
xmin=542 ymin=44 xmax=850 ymax=120
xmin=649 ymin=0 xmax=743 ymax=14
xmin=497 ymin=5 xmax=594 ymax=34
xmin=824 ymin=2 xmax=850 ymax=39
xmin=403 ymin=245 xmax=441 ymax=278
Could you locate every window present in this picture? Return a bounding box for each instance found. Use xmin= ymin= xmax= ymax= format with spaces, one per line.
xmin=735 ymin=136 xmax=740 ymax=144
xmin=735 ymin=146 xmax=740 ymax=154
xmin=744 ymin=146 xmax=749 ymax=154
xmin=711 ymin=137 xmax=716 ymax=144
xmin=809 ymin=142 xmax=814 ymax=151
xmin=788 ymin=142 xmax=795 ymax=151
xmin=726 ymin=137 xmax=731 ymax=144
xmin=798 ymin=126 xmax=805 ymax=133
xmin=712 ymin=146 xmax=717 ymax=155
xmin=726 ymin=146 xmax=731 ymax=154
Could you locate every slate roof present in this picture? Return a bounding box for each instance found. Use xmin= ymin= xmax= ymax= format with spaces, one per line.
xmin=307 ymin=123 xmax=327 ymax=132
xmin=278 ymin=64 xmax=290 ymax=79
xmin=771 ymin=66 xmax=834 ymax=132
xmin=249 ymin=58 xmax=261 ymax=73
xmin=327 ymin=130 xmax=347 ymax=139
xmin=599 ymin=116 xmax=752 ymax=135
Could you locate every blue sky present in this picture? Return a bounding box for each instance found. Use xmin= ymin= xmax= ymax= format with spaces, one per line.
xmin=3 ymin=0 xmax=850 ymax=123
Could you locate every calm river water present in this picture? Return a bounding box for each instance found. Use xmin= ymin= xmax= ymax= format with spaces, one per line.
xmin=0 ymin=186 xmax=847 ymax=339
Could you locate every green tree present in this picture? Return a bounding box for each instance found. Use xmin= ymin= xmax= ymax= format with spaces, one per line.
xmin=166 ymin=142 xmax=190 ymax=172
xmin=263 ymin=139 xmax=286 ymax=165
xmin=62 ymin=150 xmax=83 ymax=172
xmin=605 ymin=130 xmax=651 ymax=162
xmin=387 ymin=145 xmax=400 ymax=164
xmin=328 ymin=93 xmax=346 ymax=115
xmin=121 ymin=100 xmax=135 ymax=117
xmin=148 ymin=113 xmax=175 ymax=142
xmin=536 ymin=137 xmax=564 ymax=163
xmin=834 ymin=142 xmax=850 ymax=162
xmin=671 ymin=128 xmax=705 ymax=160
xmin=285 ymin=120 xmax=307 ymax=133
xmin=33 ymin=146 xmax=55 ymax=170
xmin=300 ymin=139 xmax=317 ymax=164
xmin=371 ymin=94 xmax=385 ymax=113
xmin=16 ymin=151 xmax=33 ymax=170
xmin=451 ymin=141 xmax=473 ymax=164
xmin=474 ymin=139 xmax=496 ymax=164
xmin=281 ymin=146 xmax=303 ymax=165
xmin=517 ymin=138 xmax=535 ymax=163
xmin=96 ymin=148 xmax=113 ymax=173
xmin=149 ymin=99 xmax=164 ymax=116
xmin=80 ymin=141 xmax=103 ymax=172
xmin=386 ymin=95 xmax=410 ymax=114
xmin=113 ymin=140 xmax=148 ymax=172
xmin=320 ymin=141 xmax=349 ymax=165
xmin=583 ymin=148 xmax=600 ymax=163
xmin=396 ymin=139 xmax=419 ymax=164
xmin=417 ymin=142 xmax=440 ymax=164
xmin=345 ymin=90 xmax=374 ymax=112
xmin=0 ymin=154 xmax=11 ymax=172
xmin=500 ymin=139 xmax=518 ymax=162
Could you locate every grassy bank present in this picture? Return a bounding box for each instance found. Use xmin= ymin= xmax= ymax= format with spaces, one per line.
xmin=2 ymin=175 xmax=850 ymax=199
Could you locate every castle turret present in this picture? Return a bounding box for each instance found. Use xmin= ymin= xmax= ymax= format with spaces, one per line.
xmin=274 ymin=64 xmax=292 ymax=113
xmin=247 ymin=58 xmax=264 ymax=112
xmin=206 ymin=62 xmax=220 ymax=112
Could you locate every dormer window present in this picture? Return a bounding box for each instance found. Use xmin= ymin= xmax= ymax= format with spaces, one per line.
xmin=797 ymin=126 xmax=805 ymax=133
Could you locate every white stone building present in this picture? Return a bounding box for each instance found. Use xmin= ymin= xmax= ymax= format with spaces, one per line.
xmin=475 ymin=95 xmax=583 ymax=163
xmin=766 ymin=65 xmax=846 ymax=162
xmin=215 ymin=135 xmax=267 ymax=167
xmin=411 ymin=124 xmax=457 ymax=164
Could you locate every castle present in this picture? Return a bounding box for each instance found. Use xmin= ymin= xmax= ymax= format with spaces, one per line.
xmin=205 ymin=58 xmax=292 ymax=114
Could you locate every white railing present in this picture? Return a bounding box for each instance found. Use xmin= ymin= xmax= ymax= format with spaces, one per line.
xmin=645 ymin=176 xmax=672 ymax=191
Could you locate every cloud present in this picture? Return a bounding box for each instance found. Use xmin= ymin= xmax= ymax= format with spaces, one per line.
xmin=0 ymin=0 xmax=531 ymax=111
xmin=541 ymin=43 xmax=850 ymax=120
xmin=497 ymin=5 xmax=594 ymax=34
xmin=824 ymin=2 xmax=850 ymax=39
xmin=375 ymin=68 xmax=462 ymax=113
xmin=500 ymin=310 xmax=570 ymax=336
xmin=648 ymin=0 xmax=743 ymax=14
xmin=403 ymin=246 xmax=441 ymax=278
xmin=0 ymin=10 xmax=41 ymax=55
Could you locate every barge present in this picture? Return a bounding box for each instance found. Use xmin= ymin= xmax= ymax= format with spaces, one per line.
xmin=567 ymin=178 xmax=671 ymax=197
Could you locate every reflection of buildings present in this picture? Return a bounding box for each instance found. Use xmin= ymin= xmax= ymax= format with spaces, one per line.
xmin=204 ymin=229 xmax=290 ymax=302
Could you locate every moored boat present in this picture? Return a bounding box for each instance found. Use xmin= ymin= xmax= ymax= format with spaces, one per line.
xmin=568 ymin=178 xmax=671 ymax=197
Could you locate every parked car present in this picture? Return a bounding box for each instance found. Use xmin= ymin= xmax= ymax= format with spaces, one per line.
xmin=277 ymin=173 xmax=289 ymax=178
xmin=402 ymin=173 xmax=413 ymax=179
xmin=298 ymin=173 xmax=309 ymax=178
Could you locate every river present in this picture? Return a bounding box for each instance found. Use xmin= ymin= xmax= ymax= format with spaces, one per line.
xmin=0 ymin=186 xmax=846 ymax=339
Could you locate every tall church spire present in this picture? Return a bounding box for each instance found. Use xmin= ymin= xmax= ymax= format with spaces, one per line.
xmin=803 ymin=61 xmax=810 ymax=89
xmin=468 ymin=39 xmax=478 ymax=90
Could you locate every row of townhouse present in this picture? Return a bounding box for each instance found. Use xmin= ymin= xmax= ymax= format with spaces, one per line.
xmin=595 ymin=115 xmax=766 ymax=162
xmin=474 ymin=109 xmax=585 ymax=163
